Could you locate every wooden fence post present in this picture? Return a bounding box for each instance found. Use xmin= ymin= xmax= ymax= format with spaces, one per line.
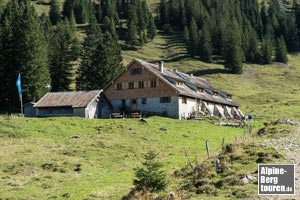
xmin=183 ymin=147 xmax=193 ymax=170
xmin=206 ymin=140 xmax=210 ymax=158
xmin=222 ymin=137 xmax=225 ymax=152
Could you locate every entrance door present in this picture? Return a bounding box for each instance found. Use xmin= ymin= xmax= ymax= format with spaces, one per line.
xmin=131 ymin=99 xmax=137 ymax=111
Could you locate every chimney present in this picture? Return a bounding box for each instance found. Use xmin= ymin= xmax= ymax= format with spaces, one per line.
xmin=173 ymin=69 xmax=178 ymax=73
xmin=159 ymin=61 xmax=164 ymax=72
xmin=190 ymin=73 xmax=194 ymax=77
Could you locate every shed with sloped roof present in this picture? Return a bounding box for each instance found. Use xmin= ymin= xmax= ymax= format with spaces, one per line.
xmin=34 ymin=90 xmax=112 ymax=118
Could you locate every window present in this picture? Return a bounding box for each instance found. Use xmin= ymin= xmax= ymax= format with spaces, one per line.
xmin=160 ymin=97 xmax=171 ymax=103
xmin=198 ymin=88 xmax=204 ymax=93
xmin=177 ymin=81 xmax=184 ymax=86
xmin=182 ymin=97 xmax=187 ymax=104
xmin=150 ymin=80 xmax=156 ymax=88
xmin=128 ymin=82 xmax=134 ymax=89
xmin=142 ymin=98 xmax=147 ymax=104
xmin=131 ymin=99 xmax=137 ymax=104
xmin=138 ymin=81 xmax=144 ymax=88
xmin=117 ymin=83 xmax=122 ymax=90
xmin=122 ymin=99 xmax=126 ymax=106
xmin=130 ymin=68 xmax=142 ymax=75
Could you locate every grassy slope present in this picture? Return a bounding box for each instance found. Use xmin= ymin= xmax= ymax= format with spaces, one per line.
xmin=0 ymin=116 xmax=245 ymax=199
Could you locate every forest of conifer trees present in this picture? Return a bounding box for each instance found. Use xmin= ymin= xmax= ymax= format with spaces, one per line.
xmin=159 ymin=0 xmax=299 ymax=72
xmin=0 ymin=0 xmax=155 ymax=111
xmin=0 ymin=0 xmax=299 ymax=111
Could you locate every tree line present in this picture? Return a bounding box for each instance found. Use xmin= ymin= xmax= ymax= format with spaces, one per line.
xmin=158 ymin=0 xmax=296 ymax=74
xmin=0 ymin=0 xmax=155 ymax=111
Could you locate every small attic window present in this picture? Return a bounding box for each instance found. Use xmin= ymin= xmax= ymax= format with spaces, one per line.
xmin=227 ymin=95 xmax=232 ymax=99
xmin=198 ymin=88 xmax=204 ymax=93
xmin=177 ymin=81 xmax=184 ymax=86
xmin=213 ymin=91 xmax=219 ymax=96
xmin=130 ymin=68 xmax=142 ymax=75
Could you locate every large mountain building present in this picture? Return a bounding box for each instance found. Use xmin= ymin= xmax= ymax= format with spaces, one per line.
xmin=104 ymin=59 xmax=243 ymax=119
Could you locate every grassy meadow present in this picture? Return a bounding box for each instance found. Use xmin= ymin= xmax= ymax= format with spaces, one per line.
xmin=0 ymin=116 xmax=247 ymax=199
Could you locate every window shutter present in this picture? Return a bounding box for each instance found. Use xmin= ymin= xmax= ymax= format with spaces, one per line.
xmin=156 ymin=79 xmax=159 ymax=86
xmin=114 ymin=83 xmax=117 ymax=90
xmin=134 ymin=82 xmax=138 ymax=88
xmin=122 ymin=82 xmax=127 ymax=89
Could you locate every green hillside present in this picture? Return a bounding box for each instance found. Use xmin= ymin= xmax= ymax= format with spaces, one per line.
xmin=0 ymin=116 xmax=247 ymax=199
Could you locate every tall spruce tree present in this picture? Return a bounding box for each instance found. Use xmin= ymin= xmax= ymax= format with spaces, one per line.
xmin=183 ymin=25 xmax=190 ymax=44
xmin=275 ymin=36 xmax=288 ymax=63
xmin=0 ymin=0 xmax=50 ymax=109
xmin=49 ymin=0 xmax=61 ymax=25
xmin=188 ymin=18 xmax=199 ymax=57
xmin=198 ymin=23 xmax=212 ymax=62
xmin=76 ymin=22 xmax=102 ymax=90
xmin=147 ymin=16 xmax=156 ymax=40
xmin=90 ymin=32 xmax=123 ymax=89
xmin=48 ymin=19 xmax=78 ymax=91
xmin=62 ymin=0 xmax=73 ymax=19
xmin=261 ymin=36 xmax=273 ymax=64
xmin=73 ymin=0 xmax=88 ymax=24
xmin=224 ymin=21 xmax=244 ymax=74
xmin=79 ymin=31 xmax=123 ymax=89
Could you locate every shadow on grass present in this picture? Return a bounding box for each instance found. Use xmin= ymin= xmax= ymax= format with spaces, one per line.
xmin=189 ymin=68 xmax=231 ymax=76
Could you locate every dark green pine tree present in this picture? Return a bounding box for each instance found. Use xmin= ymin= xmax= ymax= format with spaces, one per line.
xmin=159 ymin=0 xmax=169 ymax=26
xmin=0 ymin=0 xmax=50 ymax=109
xmin=133 ymin=150 xmax=167 ymax=193
xmin=76 ymin=22 xmax=102 ymax=90
xmin=103 ymin=16 xmax=117 ymax=37
xmin=147 ymin=15 xmax=156 ymax=40
xmin=126 ymin=4 xmax=138 ymax=46
xmin=48 ymin=19 xmax=77 ymax=91
xmin=62 ymin=0 xmax=73 ymax=19
xmin=183 ymin=25 xmax=190 ymax=44
xmin=40 ymin=13 xmax=52 ymax=41
xmin=188 ymin=18 xmax=199 ymax=57
xmin=224 ymin=21 xmax=244 ymax=74
xmin=73 ymin=0 xmax=88 ymax=24
xmin=261 ymin=36 xmax=273 ymax=64
xmin=104 ymin=0 xmax=114 ymax=17
xmin=95 ymin=1 xmax=102 ymax=23
xmin=286 ymin=11 xmax=299 ymax=52
xmin=89 ymin=32 xmax=123 ymax=89
xmin=243 ymin=22 xmax=259 ymax=63
xmin=49 ymin=0 xmax=61 ymax=25
xmin=198 ymin=23 xmax=212 ymax=62
xmin=275 ymin=36 xmax=288 ymax=64
xmin=127 ymin=19 xmax=138 ymax=46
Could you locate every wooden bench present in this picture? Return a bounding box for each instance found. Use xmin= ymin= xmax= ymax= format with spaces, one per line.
xmin=130 ymin=112 xmax=141 ymax=118
xmin=110 ymin=112 xmax=123 ymax=118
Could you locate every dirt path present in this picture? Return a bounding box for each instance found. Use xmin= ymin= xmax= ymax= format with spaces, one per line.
xmin=258 ymin=128 xmax=300 ymax=200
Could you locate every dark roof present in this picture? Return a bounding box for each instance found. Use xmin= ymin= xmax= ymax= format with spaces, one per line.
xmin=134 ymin=59 xmax=239 ymax=107
xmin=34 ymin=90 xmax=102 ymax=108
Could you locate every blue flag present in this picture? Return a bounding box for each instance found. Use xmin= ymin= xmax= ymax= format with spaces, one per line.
xmin=16 ymin=73 xmax=22 ymax=96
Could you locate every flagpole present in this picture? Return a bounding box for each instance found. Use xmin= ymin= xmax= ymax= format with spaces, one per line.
xmin=20 ymin=94 xmax=23 ymax=114
xmin=16 ymin=73 xmax=23 ymax=114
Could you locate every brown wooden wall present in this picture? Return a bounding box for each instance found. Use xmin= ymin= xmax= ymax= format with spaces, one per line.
xmin=104 ymin=62 xmax=177 ymax=100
